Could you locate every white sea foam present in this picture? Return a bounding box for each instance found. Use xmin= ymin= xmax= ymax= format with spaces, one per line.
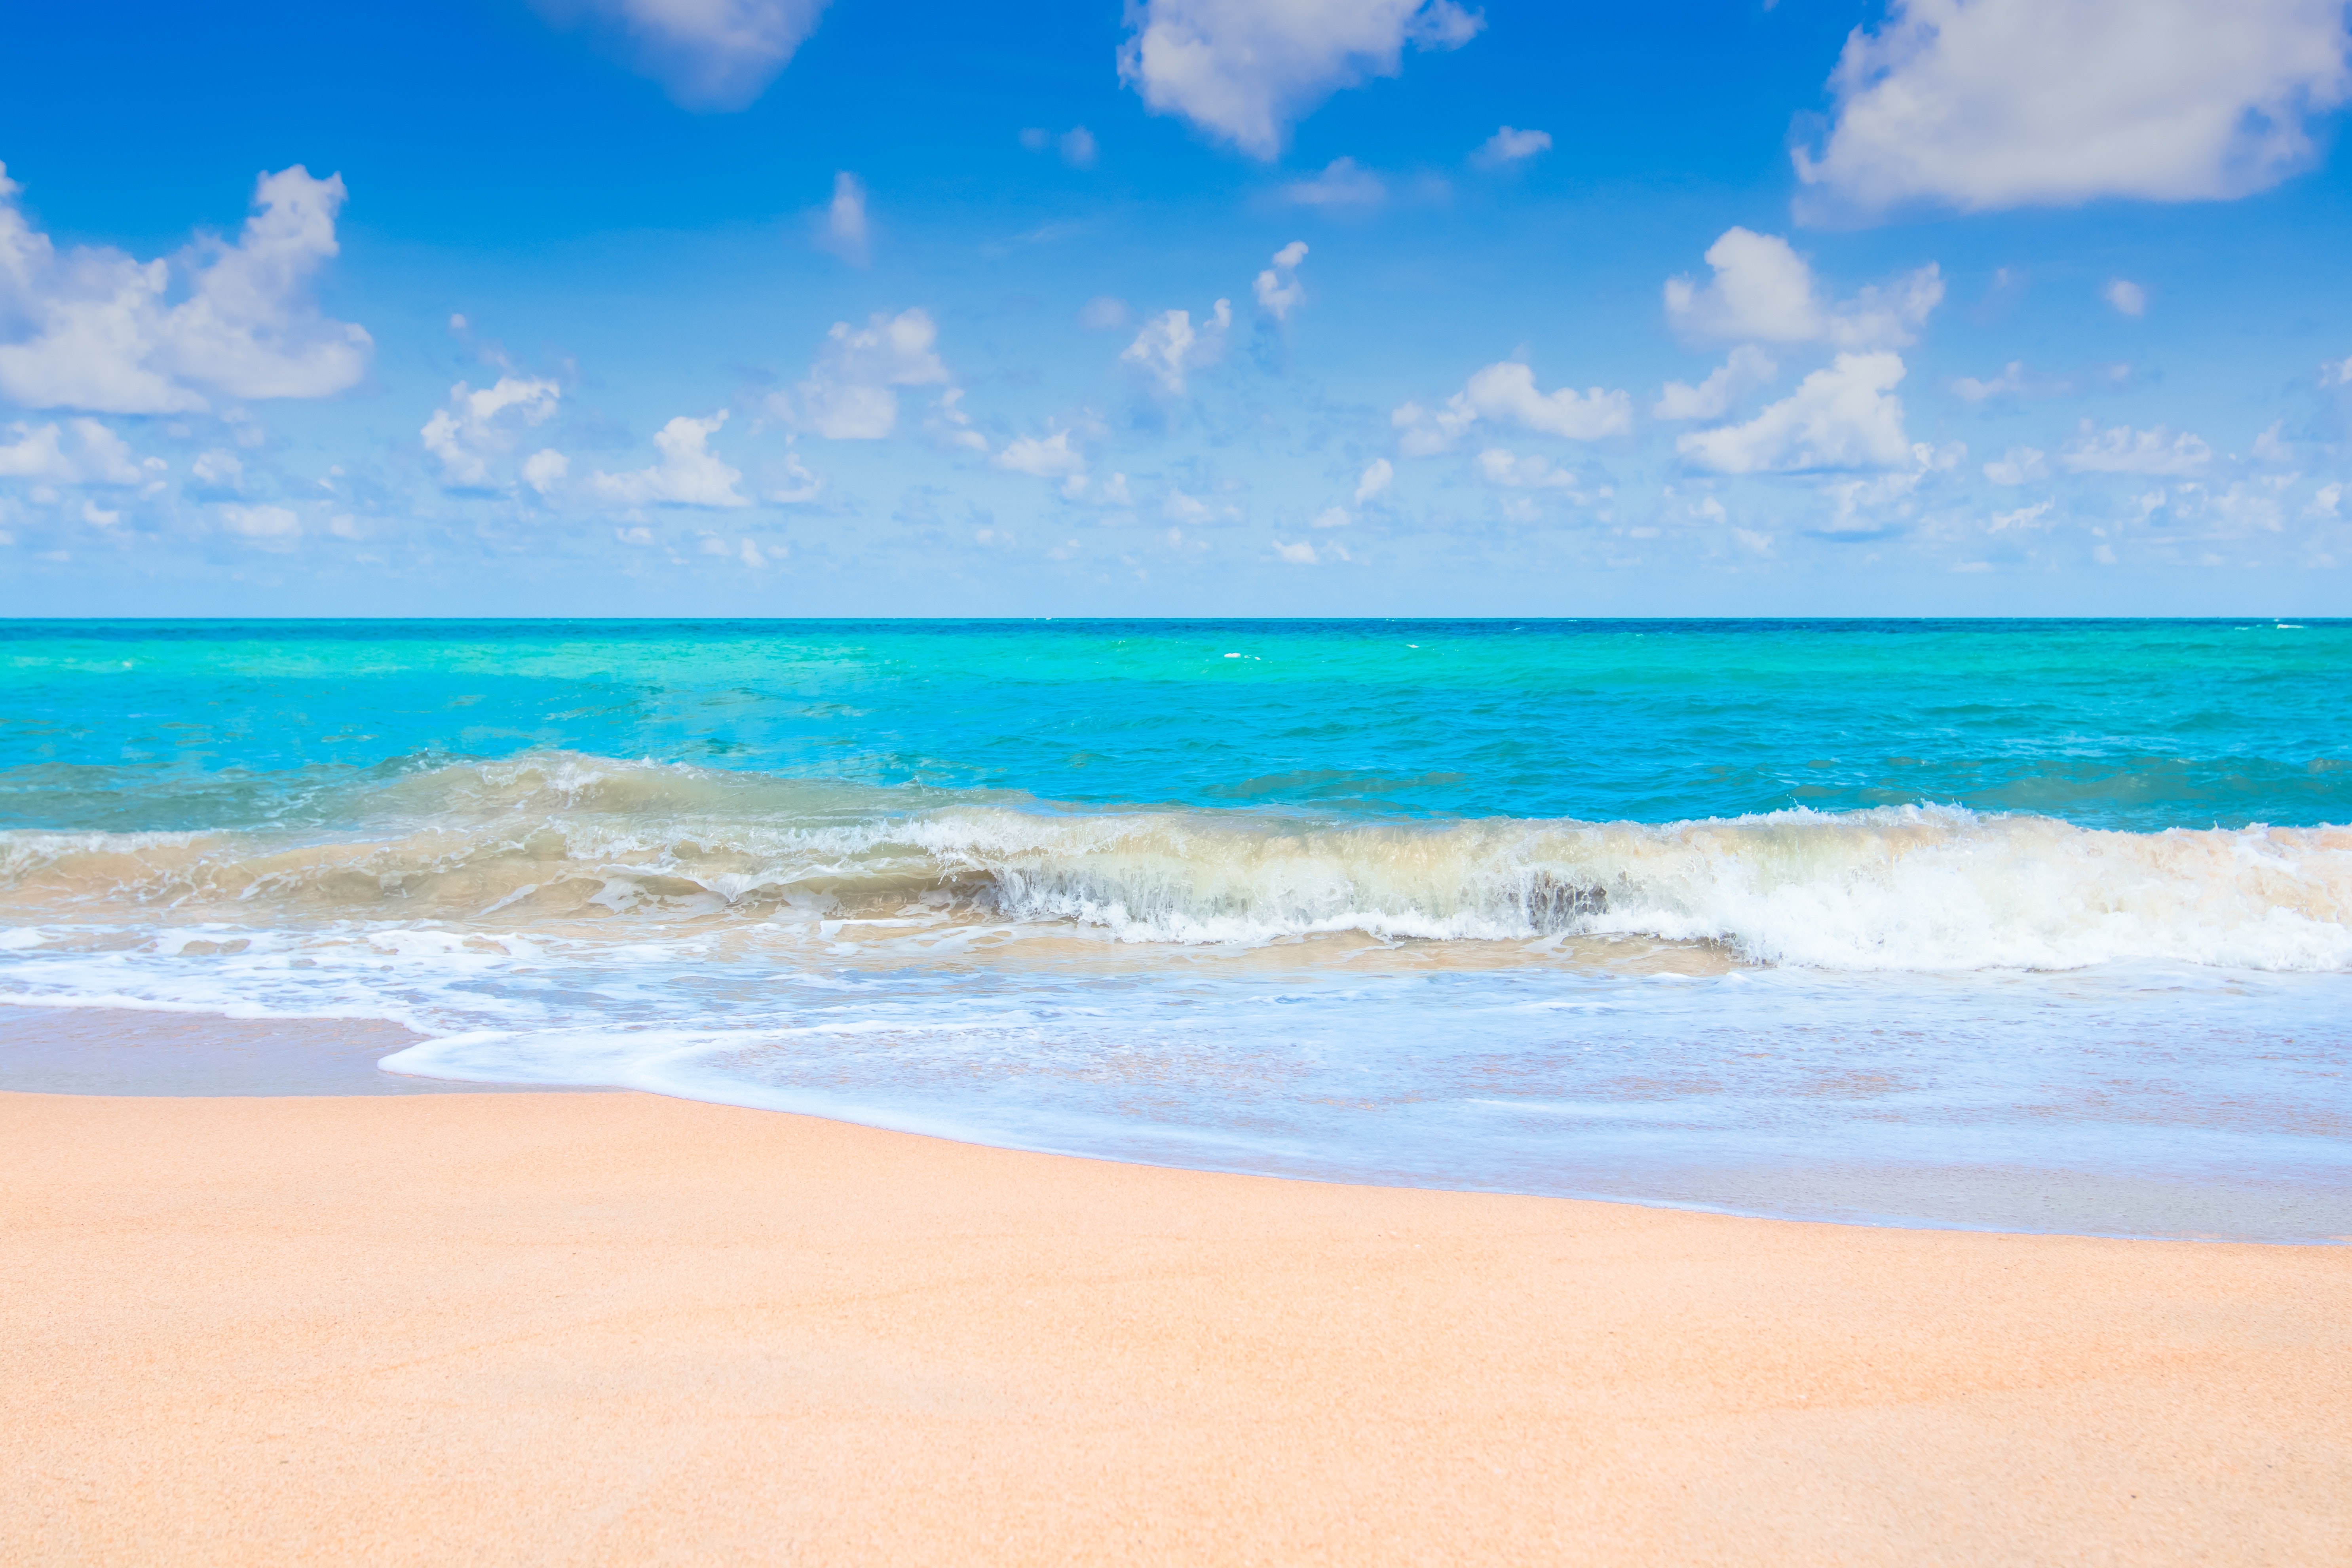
xmin=0 ymin=752 xmax=2344 ymax=974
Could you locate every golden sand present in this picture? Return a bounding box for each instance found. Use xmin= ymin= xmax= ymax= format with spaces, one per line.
xmin=4 ymin=1087 xmax=2346 ymax=1564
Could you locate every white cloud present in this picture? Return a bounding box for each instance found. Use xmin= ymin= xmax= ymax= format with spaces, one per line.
xmin=1280 ymin=157 xmax=1388 ymax=207
xmin=528 ymin=0 xmax=830 ymax=110
xmin=1676 ymin=352 xmax=1913 ymax=474
xmin=1271 ymin=536 xmax=1349 ymax=564
xmin=81 ymin=500 xmax=120 ymax=528
xmin=1457 ymin=361 xmax=1631 ymax=440
xmin=1654 ymin=345 xmax=1778 ymax=421
xmin=1163 ymin=486 xmax=1237 ymax=523
xmin=1057 ymin=470 xmax=1134 ymax=506
xmin=994 ymin=428 xmax=1087 ymax=479
xmin=522 ymin=449 xmax=569 ymax=495
xmin=1164 ymin=490 xmax=1210 ymax=523
xmin=1122 ymin=299 xmax=1232 ymax=395
xmin=1475 ymin=448 xmax=1583 ymax=491
xmin=0 ymin=419 xmax=144 ymax=485
xmin=190 ymin=448 xmax=245 ymax=492
xmin=924 ymin=387 xmax=988 ymax=452
xmin=768 ymin=450 xmax=821 ymax=503
xmin=818 ymin=171 xmax=868 ymax=265
xmin=1390 ymin=398 xmax=1476 ymax=456
xmin=217 ymin=503 xmax=300 ymax=541
xmin=1472 ymin=126 xmax=1552 ymax=166
xmin=1806 ymin=447 xmax=1957 ymax=534
xmin=1988 ymin=500 xmax=2054 ymax=533
xmin=1663 ymin=228 xmax=1943 ymax=350
xmin=1982 ymin=446 xmax=2048 ymax=485
xmin=2104 ymin=279 xmax=2149 ymax=317
xmin=705 ymin=532 xmax=780 ymax=568
xmin=1794 ymin=0 xmax=2352 ymax=215
xmin=1118 ymin=0 xmax=1482 ymax=159
xmin=778 ymin=308 xmax=952 ymax=438
xmin=1254 ymin=241 xmax=1309 ymax=320
xmin=2252 ymin=422 xmax=2293 ymax=464
xmin=2202 ymin=479 xmax=2293 ymax=534
xmin=1952 ymin=361 xmax=2029 ymax=402
xmin=1310 ymin=505 xmax=1351 ymax=528
xmin=592 ymin=411 xmax=750 ymax=506
xmin=1393 ymin=361 xmax=1632 ymax=455
xmin=2323 ymin=354 xmax=2352 ymax=387
xmin=1353 ymin=457 xmax=1393 ymax=503
xmin=2058 ymin=420 xmax=2211 ymax=475
xmin=0 ymin=163 xmax=370 ymax=414
xmin=420 ymin=375 xmax=560 ymax=488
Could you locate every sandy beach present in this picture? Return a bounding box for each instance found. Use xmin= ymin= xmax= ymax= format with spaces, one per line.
xmin=2 ymin=1085 xmax=2344 ymax=1565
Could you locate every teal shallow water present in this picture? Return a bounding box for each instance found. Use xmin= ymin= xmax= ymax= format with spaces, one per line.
xmin=0 ymin=619 xmax=2346 ymax=1238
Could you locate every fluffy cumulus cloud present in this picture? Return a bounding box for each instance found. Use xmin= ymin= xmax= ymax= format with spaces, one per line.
xmin=1119 ymin=0 xmax=1483 ymax=158
xmin=0 ymin=418 xmax=146 ymax=485
xmin=1795 ymin=0 xmax=2352 ymax=215
xmin=0 ymin=163 xmax=370 ymax=415
xmin=1393 ymin=361 xmax=1632 ymax=456
xmin=1254 ymin=241 xmax=1309 ymax=320
xmin=522 ymin=448 xmax=570 ymax=495
xmin=528 ymin=0 xmax=832 ymax=110
xmin=1952 ymin=361 xmax=2029 ymax=403
xmin=923 ymin=387 xmax=988 ymax=452
xmin=420 ymin=376 xmax=561 ymax=488
xmin=1279 ymin=158 xmax=1387 ymax=207
xmin=1353 ymin=457 xmax=1393 ymax=503
xmin=190 ymin=448 xmax=245 ymax=493
xmin=1472 ymin=126 xmax=1551 ymax=166
xmin=1664 ymin=229 xmax=1942 ymax=350
xmin=1123 ymin=299 xmax=1233 ymax=395
xmin=2058 ymin=420 xmax=2212 ymax=475
xmin=777 ymin=308 xmax=953 ymax=439
xmin=1655 ymin=345 xmax=1778 ymax=421
xmin=1271 ymin=536 xmax=1349 ymax=564
xmin=1474 ymin=448 xmax=1582 ymax=490
xmin=592 ymin=411 xmax=750 ymax=506
xmin=994 ymin=428 xmax=1087 ymax=479
xmin=1676 ymin=352 xmax=1912 ymax=474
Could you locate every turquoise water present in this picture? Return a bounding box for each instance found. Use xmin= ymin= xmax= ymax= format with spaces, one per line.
xmin=2 ymin=619 xmax=2347 ymax=1237
xmin=4 ymin=618 xmax=2346 ymax=829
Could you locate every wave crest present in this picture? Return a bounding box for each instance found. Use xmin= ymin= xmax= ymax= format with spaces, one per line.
xmin=1 ymin=752 xmax=2346 ymax=972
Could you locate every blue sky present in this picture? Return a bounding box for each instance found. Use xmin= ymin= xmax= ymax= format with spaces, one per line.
xmin=4 ymin=0 xmax=2351 ymax=616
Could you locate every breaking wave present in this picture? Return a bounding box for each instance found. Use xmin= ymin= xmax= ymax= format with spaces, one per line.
xmin=1 ymin=751 xmax=2346 ymax=973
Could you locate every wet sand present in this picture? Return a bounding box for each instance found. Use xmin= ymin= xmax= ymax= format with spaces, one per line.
xmin=4 ymin=1086 xmax=2347 ymax=1565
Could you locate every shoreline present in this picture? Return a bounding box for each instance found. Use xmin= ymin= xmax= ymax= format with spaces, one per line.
xmin=6 ymin=1085 xmax=2347 ymax=1563
xmin=5 ymin=1003 xmax=2343 ymax=1243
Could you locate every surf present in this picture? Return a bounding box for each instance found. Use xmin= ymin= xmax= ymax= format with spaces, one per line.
xmin=2 ymin=750 xmax=2346 ymax=974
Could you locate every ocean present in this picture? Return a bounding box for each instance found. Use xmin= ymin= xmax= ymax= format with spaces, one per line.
xmin=2 ymin=618 xmax=2346 ymax=1238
